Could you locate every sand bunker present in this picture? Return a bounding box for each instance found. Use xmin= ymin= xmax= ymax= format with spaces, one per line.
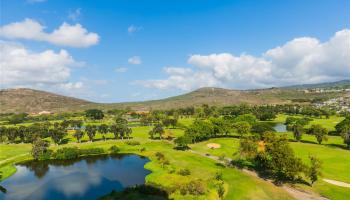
xmin=207 ymin=143 xmax=221 ymax=149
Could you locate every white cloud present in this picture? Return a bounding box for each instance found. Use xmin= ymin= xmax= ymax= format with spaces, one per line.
xmin=0 ymin=41 xmax=80 ymax=89
xmin=59 ymin=82 xmax=83 ymax=90
xmin=0 ymin=18 xmax=99 ymax=48
xmin=115 ymin=67 xmax=128 ymax=73
xmin=68 ymin=8 xmax=82 ymax=22
xmin=127 ymin=25 xmax=142 ymax=34
xmin=135 ymin=67 xmax=221 ymax=91
xmin=128 ymin=56 xmax=141 ymax=65
xmin=138 ymin=29 xmax=350 ymax=90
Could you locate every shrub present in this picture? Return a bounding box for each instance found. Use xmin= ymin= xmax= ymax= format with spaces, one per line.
xmin=39 ymin=149 xmax=53 ymax=160
xmin=178 ymin=168 xmax=191 ymax=176
xmin=155 ymin=152 xmax=165 ymax=160
xmin=124 ymin=140 xmax=140 ymax=146
xmin=215 ymin=171 xmax=223 ymax=181
xmin=181 ymin=180 xmax=206 ymax=196
xmin=217 ymin=182 xmax=225 ymax=199
xmin=109 ymin=145 xmax=120 ymax=154
xmin=79 ymin=148 xmax=105 ymax=155
xmin=139 ymin=147 xmax=146 ymax=152
xmin=54 ymin=147 xmax=79 ymax=160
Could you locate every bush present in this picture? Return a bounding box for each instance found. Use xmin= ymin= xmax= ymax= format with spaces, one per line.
xmin=215 ymin=171 xmax=223 ymax=181
xmin=54 ymin=147 xmax=79 ymax=160
xmin=155 ymin=152 xmax=165 ymax=160
xmin=79 ymin=148 xmax=105 ymax=155
xmin=109 ymin=145 xmax=120 ymax=154
xmin=124 ymin=140 xmax=140 ymax=146
xmin=178 ymin=168 xmax=191 ymax=176
xmin=139 ymin=147 xmax=146 ymax=152
xmin=39 ymin=149 xmax=53 ymax=160
xmin=180 ymin=180 xmax=206 ymax=196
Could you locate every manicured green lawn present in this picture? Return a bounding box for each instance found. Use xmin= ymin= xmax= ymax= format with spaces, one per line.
xmin=1 ymin=114 xmax=349 ymax=199
xmin=273 ymin=114 xmax=344 ymax=131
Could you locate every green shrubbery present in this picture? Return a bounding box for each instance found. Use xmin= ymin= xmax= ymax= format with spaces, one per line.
xmin=79 ymin=148 xmax=105 ymax=155
xmin=177 ymin=168 xmax=191 ymax=176
xmin=124 ymin=140 xmax=140 ymax=146
xmin=109 ymin=145 xmax=120 ymax=154
xmin=54 ymin=147 xmax=79 ymax=159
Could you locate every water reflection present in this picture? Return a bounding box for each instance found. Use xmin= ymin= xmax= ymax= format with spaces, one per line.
xmin=273 ymin=123 xmax=287 ymax=132
xmin=0 ymin=154 xmax=150 ymax=200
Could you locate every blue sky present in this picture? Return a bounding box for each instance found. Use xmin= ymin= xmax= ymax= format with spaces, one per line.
xmin=1 ymin=0 xmax=350 ymax=102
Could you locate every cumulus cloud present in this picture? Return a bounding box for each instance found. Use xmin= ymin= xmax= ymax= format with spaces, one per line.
xmin=0 ymin=18 xmax=99 ymax=48
xmin=138 ymin=29 xmax=350 ymax=90
xmin=128 ymin=56 xmax=142 ymax=65
xmin=135 ymin=67 xmax=221 ymax=91
xmin=128 ymin=25 xmax=142 ymax=34
xmin=0 ymin=41 xmax=81 ymax=89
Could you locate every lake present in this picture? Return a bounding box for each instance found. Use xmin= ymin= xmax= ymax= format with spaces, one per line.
xmin=0 ymin=154 xmax=150 ymax=200
xmin=273 ymin=123 xmax=287 ymax=132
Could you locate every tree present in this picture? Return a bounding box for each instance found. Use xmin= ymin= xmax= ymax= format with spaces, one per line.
xmin=234 ymin=114 xmax=257 ymax=124
xmin=335 ymin=117 xmax=350 ymax=135
xmin=17 ymin=126 xmax=26 ymax=143
xmin=149 ymin=123 xmax=164 ymax=139
xmin=210 ymin=118 xmax=230 ymax=136
xmin=85 ymin=109 xmax=104 ymax=120
xmin=115 ymin=117 xmax=129 ymax=140
xmin=234 ymin=121 xmax=251 ymax=138
xmin=6 ymin=127 xmax=18 ymax=143
xmin=308 ymin=124 xmax=328 ymax=144
xmin=292 ymin=124 xmax=303 ymax=142
xmin=31 ymin=138 xmax=50 ymax=160
xmin=174 ymin=135 xmax=192 ymax=150
xmin=109 ymin=124 xmax=119 ymax=139
xmin=49 ymin=128 xmax=67 ymax=145
xmin=85 ymin=125 xmax=97 ymax=142
xmin=73 ymin=129 xmax=84 ymax=143
xmin=308 ymin=155 xmax=322 ymax=185
xmin=0 ymin=126 xmax=7 ymax=143
xmin=0 ymin=171 xmax=7 ymax=194
xmin=251 ymin=122 xmax=275 ymax=138
xmin=341 ymin=125 xmax=350 ymax=149
xmin=257 ymin=133 xmax=306 ymax=182
xmin=8 ymin=113 xmax=27 ymax=125
xmin=99 ymin=124 xmax=109 ymax=140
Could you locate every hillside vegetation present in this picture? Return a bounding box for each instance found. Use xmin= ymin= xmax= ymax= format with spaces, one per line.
xmin=1 ymin=80 xmax=349 ymax=113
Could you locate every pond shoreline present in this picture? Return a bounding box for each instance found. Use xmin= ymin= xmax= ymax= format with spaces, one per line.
xmin=1 ymin=153 xmax=151 ymax=200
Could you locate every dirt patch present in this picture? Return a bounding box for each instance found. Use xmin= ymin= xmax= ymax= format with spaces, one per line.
xmin=207 ymin=143 xmax=221 ymax=149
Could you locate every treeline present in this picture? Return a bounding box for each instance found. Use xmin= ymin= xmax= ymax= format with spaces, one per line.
xmin=174 ymin=114 xmax=275 ymax=148
xmin=0 ymin=118 xmax=133 ymax=145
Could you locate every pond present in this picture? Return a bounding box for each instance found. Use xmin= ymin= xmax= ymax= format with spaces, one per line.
xmin=273 ymin=123 xmax=287 ymax=132
xmin=0 ymin=154 xmax=150 ymax=200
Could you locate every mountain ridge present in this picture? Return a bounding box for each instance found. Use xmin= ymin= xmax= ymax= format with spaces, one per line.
xmin=1 ymin=80 xmax=349 ymax=113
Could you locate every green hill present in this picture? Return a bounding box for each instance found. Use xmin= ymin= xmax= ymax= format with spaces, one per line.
xmin=1 ymin=80 xmax=349 ymax=113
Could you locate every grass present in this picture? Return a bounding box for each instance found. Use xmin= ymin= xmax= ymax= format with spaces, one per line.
xmin=274 ymin=114 xmax=344 ymax=131
xmin=190 ymin=136 xmax=350 ymax=200
xmin=1 ymin=115 xmax=349 ymax=199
